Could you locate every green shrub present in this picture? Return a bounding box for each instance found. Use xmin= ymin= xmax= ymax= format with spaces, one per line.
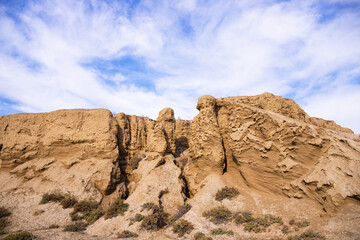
xmin=193 ymin=232 xmax=213 ymax=240
xmin=172 ymin=219 xmax=194 ymax=237
xmin=49 ymin=224 xmax=60 ymax=229
xmin=0 ymin=207 xmax=11 ymax=218
xmin=40 ymin=192 xmax=65 ymax=204
xmin=2 ymin=231 xmax=34 ymax=240
xmin=134 ymin=213 xmax=145 ymax=222
xmin=287 ymin=230 xmax=326 ymax=240
xmin=117 ymin=230 xmax=139 ymax=238
xmin=63 ymin=221 xmax=88 ymax=232
xmin=140 ymin=205 xmax=169 ymax=231
xmin=215 ymin=187 xmax=239 ymax=201
xmin=105 ymin=198 xmax=129 ymax=219
xmin=210 ymin=228 xmax=234 ymax=236
xmin=202 ymin=206 xmax=232 ymax=224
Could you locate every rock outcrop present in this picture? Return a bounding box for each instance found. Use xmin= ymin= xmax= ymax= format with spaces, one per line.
xmin=0 ymin=93 xmax=359 ymax=240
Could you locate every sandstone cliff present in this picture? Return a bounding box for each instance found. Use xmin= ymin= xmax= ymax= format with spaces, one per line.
xmin=0 ymin=93 xmax=359 ymax=240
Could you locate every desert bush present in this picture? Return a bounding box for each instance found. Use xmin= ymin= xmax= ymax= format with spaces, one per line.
xmin=215 ymin=187 xmax=239 ymax=201
xmin=235 ymin=212 xmax=283 ymax=233
xmin=141 ymin=202 xmax=157 ymax=211
xmin=282 ymin=225 xmax=290 ymax=234
xmin=0 ymin=218 xmax=10 ymax=232
xmin=2 ymin=231 xmax=34 ymax=240
xmin=0 ymin=207 xmax=11 ymax=218
xmin=70 ymin=200 xmax=104 ymax=225
xmin=193 ymin=232 xmax=213 ymax=240
xmin=203 ymin=206 xmax=232 ymax=224
xmin=64 ymin=221 xmax=88 ymax=232
xmin=140 ymin=205 xmax=169 ymax=231
xmin=210 ymin=228 xmax=234 ymax=236
xmin=40 ymin=192 xmax=65 ymax=204
xmin=134 ymin=213 xmax=145 ymax=222
xmin=117 ymin=230 xmax=139 ymax=238
xmin=60 ymin=195 xmax=77 ymax=209
xmin=49 ymin=224 xmax=60 ymax=229
xmin=84 ymin=208 xmax=105 ymax=225
xmin=194 ymin=232 xmax=212 ymax=240
xmin=172 ymin=219 xmax=194 ymax=237
xmin=105 ymin=198 xmax=129 ymax=219
xmin=234 ymin=211 xmax=254 ymax=224
xmin=287 ymin=230 xmax=326 ymax=240
xmin=169 ymin=203 xmax=192 ymax=224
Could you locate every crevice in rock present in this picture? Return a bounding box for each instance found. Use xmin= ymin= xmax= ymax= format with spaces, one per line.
xmin=0 ymin=143 xmax=2 ymax=152
xmin=180 ymin=174 xmax=191 ymax=199
xmin=215 ymin=105 xmax=228 ymax=174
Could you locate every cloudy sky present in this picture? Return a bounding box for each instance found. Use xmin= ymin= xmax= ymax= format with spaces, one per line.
xmin=0 ymin=0 xmax=360 ymax=133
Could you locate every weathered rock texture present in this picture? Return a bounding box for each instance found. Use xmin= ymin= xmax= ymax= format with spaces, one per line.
xmin=0 ymin=93 xmax=359 ymax=240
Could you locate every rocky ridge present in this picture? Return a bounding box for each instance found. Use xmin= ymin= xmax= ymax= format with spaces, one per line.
xmin=0 ymin=93 xmax=359 ymax=240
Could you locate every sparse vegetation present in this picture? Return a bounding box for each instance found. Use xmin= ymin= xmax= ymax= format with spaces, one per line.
xmin=117 ymin=230 xmax=139 ymax=238
xmin=210 ymin=228 xmax=234 ymax=236
xmin=60 ymin=195 xmax=77 ymax=209
xmin=64 ymin=221 xmax=88 ymax=232
xmin=2 ymin=231 xmax=34 ymax=240
xmin=203 ymin=206 xmax=232 ymax=224
xmin=40 ymin=191 xmax=65 ymax=204
xmin=134 ymin=213 xmax=145 ymax=222
xmin=105 ymin=198 xmax=129 ymax=219
xmin=141 ymin=202 xmax=157 ymax=212
xmin=169 ymin=203 xmax=192 ymax=224
xmin=287 ymin=230 xmax=326 ymax=240
xmin=0 ymin=207 xmax=11 ymax=233
xmin=234 ymin=212 xmax=283 ymax=233
xmin=70 ymin=200 xmax=104 ymax=225
xmin=0 ymin=207 xmax=11 ymax=218
xmin=172 ymin=219 xmax=194 ymax=237
xmin=193 ymin=232 xmax=213 ymax=240
xmin=49 ymin=224 xmax=60 ymax=229
xmin=40 ymin=192 xmax=77 ymax=209
xmin=282 ymin=225 xmax=290 ymax=234
xmin=215 ymin=187 xmax=239 ymax=201
xmin=140 ymin=204 xmax=169 ymax=231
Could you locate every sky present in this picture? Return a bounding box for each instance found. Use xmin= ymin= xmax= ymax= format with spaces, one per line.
xmin=0 ymin=0 xmax=360 ymax=133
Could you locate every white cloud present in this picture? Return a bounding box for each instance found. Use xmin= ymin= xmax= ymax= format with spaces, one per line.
xmin=0 ymin=0 xmax=359 ymax=133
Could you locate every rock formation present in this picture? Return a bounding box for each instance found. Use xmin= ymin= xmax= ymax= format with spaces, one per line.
xmin=0 ymin=93 xmax=359 ymax=240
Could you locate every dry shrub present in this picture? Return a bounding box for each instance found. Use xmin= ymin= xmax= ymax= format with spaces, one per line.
xmin=117 ymin=230 xmax=139 ymax=238
xmin=172 ymin=219 xmax=194 ymax=237
xmin=105 ymin=198 xmax=129 ymax=219
xmin=202 ymin=206 xmax=232 ymax=224
xmin=215 ymin=187 xmax=239 ymax=201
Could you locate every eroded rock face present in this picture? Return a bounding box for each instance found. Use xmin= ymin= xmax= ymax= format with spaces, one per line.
xmin=0 ymin=109 xmax=122 ymax=199
xmin=184 ymin=95 xmax=226 ymax=194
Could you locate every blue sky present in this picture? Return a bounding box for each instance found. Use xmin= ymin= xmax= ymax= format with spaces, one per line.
xmin=0 ymin=0 xmax=360 ymax=133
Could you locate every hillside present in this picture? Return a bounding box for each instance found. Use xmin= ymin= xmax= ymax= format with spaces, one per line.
xmin=0 ymin=93 xmax=359 ymax=240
